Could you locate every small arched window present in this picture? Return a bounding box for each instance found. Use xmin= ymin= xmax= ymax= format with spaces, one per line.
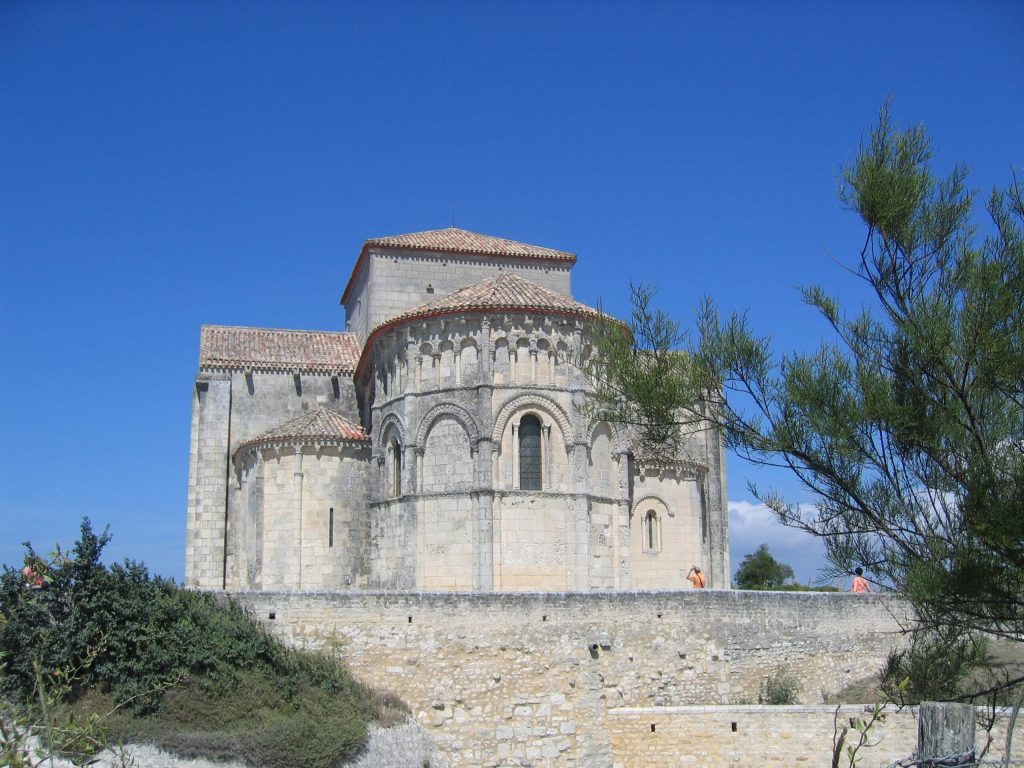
xmin=519 ymin=414 xmax=542 ymax=490
xmin=644 ymin=510 xmax=660 ymax=552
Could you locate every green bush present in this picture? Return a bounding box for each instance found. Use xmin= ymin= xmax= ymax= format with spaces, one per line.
xmin=0 ymin=519 xmax=383 ymax=767
xmin=758 ymin=666 xmax=801 ymax=704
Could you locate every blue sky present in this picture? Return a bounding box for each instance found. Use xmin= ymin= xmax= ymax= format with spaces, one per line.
xmin=2 ymin=1 xmax=1021 ymax=586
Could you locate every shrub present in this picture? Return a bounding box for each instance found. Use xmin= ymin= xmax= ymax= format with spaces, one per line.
xmin=758 ymin=666 xmax=801 ymax=704
xmin=0 ymin=519 xmax=385 ymax=767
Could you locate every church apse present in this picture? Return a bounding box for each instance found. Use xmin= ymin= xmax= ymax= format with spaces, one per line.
xmin=186 ymin=228 xmax=730 ymax=593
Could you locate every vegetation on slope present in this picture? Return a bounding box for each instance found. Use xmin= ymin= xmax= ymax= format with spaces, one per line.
xmin=0 ymin=520 xmax=400 ymax=767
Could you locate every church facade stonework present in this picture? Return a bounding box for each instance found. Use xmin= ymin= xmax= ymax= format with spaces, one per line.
xmin=185 ymin=228 xmax=730 ymax=592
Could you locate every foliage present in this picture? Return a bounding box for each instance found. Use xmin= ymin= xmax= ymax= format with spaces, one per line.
xmin=585 ymin=283 xmax=705 ymax=450
xmin=758 ymin=666 xmax=800 ymax=704
xmin=734 ymin=543 xmax=796 ymax=590
xmin=881 ymin=628 xmax=989 ymax=705
xmin=0 ymin=520 xmax=383 ymax=767
xmin=588 ymin=103 xmax=1024 ymax=698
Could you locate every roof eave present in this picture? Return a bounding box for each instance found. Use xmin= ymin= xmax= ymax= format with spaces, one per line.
xmin=199 ymin=362 xmax=356 ymax=376
xmin=233 ymin=436 xmax=371 ymax=460
xmin=353 ymin=305 xmax=603 ymax=381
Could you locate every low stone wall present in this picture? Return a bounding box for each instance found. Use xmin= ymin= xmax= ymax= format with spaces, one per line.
xmin=234 ymin=589 xmax=911 ymax=767
xmin=608 ymin=705 xmax=1024 ymax=767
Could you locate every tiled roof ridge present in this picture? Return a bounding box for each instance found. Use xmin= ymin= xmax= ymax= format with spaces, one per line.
xmin=201 ymin=323 xmax=354 ymax=335
xmin=354 ymin=271 xmax=609 ymax=379
xmin=364 ymin=227 xmax=576 ymax=260
xmin=341 ymin=227 xmax=577 ymax=306
xmin=236 ymin=407 xmax=369 ymax=454
xmin=388 ymin=271 xmax=602 ymax=323
xmin=200 ymin=325 xmax=361 ymax=375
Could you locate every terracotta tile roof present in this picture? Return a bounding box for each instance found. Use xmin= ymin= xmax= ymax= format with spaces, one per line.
xmin=365 ymin=227 xmax=575 ymax=261
xmin=199 ymin=325 xmax=360 ymax=374
xmin=342 ymin=227 xmax=576 ymax=305
xmin=390 ymin=271 xmax=602 ymax=325
xmin=237 ymin=408 xmax=369 ymax=453
xmin=355 ymin=272 xmax=607 ymax=378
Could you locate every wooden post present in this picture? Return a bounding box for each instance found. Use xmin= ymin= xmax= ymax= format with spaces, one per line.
xmin=918 ymin=702 xmax=975 ymax=766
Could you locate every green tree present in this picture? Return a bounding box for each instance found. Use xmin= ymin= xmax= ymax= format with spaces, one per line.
xmin=734 ymin=544 xmax=796 ymax=590
xmin=588 ymin=104 xmax=1024 ymax=699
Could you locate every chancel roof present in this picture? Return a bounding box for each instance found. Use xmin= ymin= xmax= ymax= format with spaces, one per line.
xmin=342 ymin=227 xmax=576 ymax=305
xmin=389 ymin=271 xmax=602 ymax=325
xmin=200 ymin=326 xmax=360 ymax=375
xmin=236 ymin=407 xmax=369 ymax=455
xmin=355 ymin=271 xmax=606 ymax=378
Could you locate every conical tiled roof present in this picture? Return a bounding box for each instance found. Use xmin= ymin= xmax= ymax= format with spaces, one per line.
xmin=236 ymin=408 xmax=369 ymax=455
xmin=200 ymin=326 xmax=360 ymax=374
xmin=387 ymin=271 xmax=602 ymax=326
xmin=355 ymin=272 xmax=608 ymax=378
xmin=342 ymin=228 xmax=576 ymax=305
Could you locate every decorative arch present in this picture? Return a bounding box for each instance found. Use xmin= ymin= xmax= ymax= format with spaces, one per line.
xmin=632 ymin=494 xmax=674 ymax=518
xmin=589 ymin=420 xmax=615 ymax=496
xmin=491 ymin=393 xmax=575 ymax=448
xmin=459 ymin=336 xmax=479 ymax=384
xmin=375 ymin=412 xmax=406 ymax=457
xmin=414 ymin=402 xmax=481 ymax=450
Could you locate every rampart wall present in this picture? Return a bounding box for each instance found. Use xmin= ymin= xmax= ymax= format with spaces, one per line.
xmin=608 ymin=704 xmax=1024 ymax=767
xmin=235 ymin=590 xmax=915 ymax=767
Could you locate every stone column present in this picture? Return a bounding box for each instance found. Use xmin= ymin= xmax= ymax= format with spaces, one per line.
xmin=403 ymin=444 xmax=419 ymax=590
xmin=613 ymin=450 xmax=632 ymax=590
xmin=569 ymin=440 xmax=591 ymax=590
xmin=476 ymin=318 xmax=498 ymax=589
xmin=474 ymin=438 xmax=494 ymax=592
xmin=704 ymin=407 xmax=730 ymax=589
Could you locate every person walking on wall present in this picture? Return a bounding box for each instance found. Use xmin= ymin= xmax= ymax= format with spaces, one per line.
xmin=851 ymin=567 xmax=871 ymax=593
xmin=686 ymin=565 xmax=706 ymax=589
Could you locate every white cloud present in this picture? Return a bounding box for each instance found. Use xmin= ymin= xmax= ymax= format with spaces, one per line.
xmin=728 ymin=499 xmax=835 ymax=587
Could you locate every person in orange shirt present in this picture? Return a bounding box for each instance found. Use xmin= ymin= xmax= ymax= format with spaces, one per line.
xmin=851 ymin=566 xmax=871 ymax=593
xmin=686 ymin=565 xmax=706 ymax=589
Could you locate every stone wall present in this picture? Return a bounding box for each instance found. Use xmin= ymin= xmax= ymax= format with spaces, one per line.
xmin=234 ymin=444 xmax=371 ymax=590
xmin=343 ymin=247 xmax=573 ymax=343
xmin=185 ymin=367 xmax=363 ymax=590
xmin=185 ymin=375 xmax=231 ymax=589
xmin=608 ymin=704 xmax=1024 ymax=767
xmin=235 ymin=590 xmax=912 ymax=767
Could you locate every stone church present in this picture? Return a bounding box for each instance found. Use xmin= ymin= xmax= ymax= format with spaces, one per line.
xmin=185 ymin=228 xmax=729 ymax=593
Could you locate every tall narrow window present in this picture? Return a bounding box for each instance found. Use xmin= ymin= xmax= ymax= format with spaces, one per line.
xmin=391 ymin=439 xmax=402 ymax=497
xmin=519 ymin=414 xmax=542 ymax=490
xmin=328 ymin=507 xmax=334 ymax=548
xmin=645 ymin=510 xmax=660 ymax=552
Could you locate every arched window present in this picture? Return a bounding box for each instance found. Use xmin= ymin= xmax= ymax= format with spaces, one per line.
xmin=644 ymin=510 xmax=660 ymax=552
xmin=389 ymin=438 xmax=402 ymax=497
xmin=519 ymin=414 xmax=542 ymax=490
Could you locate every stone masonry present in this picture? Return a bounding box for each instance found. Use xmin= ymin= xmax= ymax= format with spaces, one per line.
xmin=186 ymin=228 xmax=730 ymax=593
xmin=236 ymin=590 xmax=916 ymax=768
